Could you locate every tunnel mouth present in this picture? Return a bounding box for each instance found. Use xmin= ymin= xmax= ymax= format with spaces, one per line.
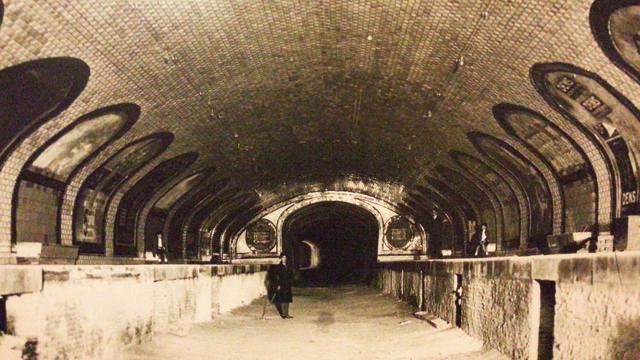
xmin=282 ymin=201 xmax=379 ymax=287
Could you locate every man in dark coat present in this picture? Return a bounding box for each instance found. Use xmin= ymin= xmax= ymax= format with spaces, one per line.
xmin=270 ymin=254 xmax=293 ymax=319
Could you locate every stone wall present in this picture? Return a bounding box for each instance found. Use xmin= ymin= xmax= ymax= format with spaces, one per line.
xmin=0 ymin=264 xmax=268 ymax=359
xmin=376 ymin=252 xmax=640 ymax=360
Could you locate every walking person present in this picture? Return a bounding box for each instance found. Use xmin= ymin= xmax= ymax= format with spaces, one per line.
xmin=272 ymin=254 xmax=293 ymax=319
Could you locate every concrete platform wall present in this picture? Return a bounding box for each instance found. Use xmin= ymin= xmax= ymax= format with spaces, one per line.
xmin=376 ymin=252 xmax=640 ymax=360
xmin=0 ymin=264 xmax=268 ymax=359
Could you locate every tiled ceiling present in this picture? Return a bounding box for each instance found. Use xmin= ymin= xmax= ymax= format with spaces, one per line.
xmin=2 ymin=0 xmax=640 ymax=208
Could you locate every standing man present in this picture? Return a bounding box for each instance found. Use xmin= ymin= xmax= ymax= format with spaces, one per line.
xmin=469 ymin=223 xmax=489 ymax=257
xmin=156 ymin=232 xmax=167 ymax=263
xmin=272 ymin=254 xmax=293 ymax=319
xmin=427 ymin=209 xmax=444 ymax=258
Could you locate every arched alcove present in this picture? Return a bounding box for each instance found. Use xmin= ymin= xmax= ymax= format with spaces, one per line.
xmin=451 ymin=151 xmax=523 ymax=250
xmin=146 ymin=168 xmax=214 ymax=260
xmin=494 ymin=103 xmax=598 ymax=234
xmin=186 ymin=187 xmax=241 ymax=259
xmin=470 ymin=132 xmax=553 ymax=249
xmin=200 ymin=193 xmax=254 ymax=256
xmin=531 ymin=62 xmax=640 ymax=218
xmin=162 ymin=176 xmax=228 ymax=260
xmin=13 ymin=103 xmax=138 ymax=246
xmin=73 ymin=132 xmax=173 ymax=254
xmin=435 ymin=166 xmax=501 ymax=247
xmin=114 ymin=153 xmax=198 ymax=256
xmin=406 ymin=186 xmax=464 ymax=257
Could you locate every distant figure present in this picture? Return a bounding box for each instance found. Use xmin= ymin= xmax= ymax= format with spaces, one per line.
xmin=210 ymin=253 xmax=222 ymax=264
xmin=270 ymin=254 xmax=293 ymax=319
xmin=469 ymin=223 xmax=488 ymax=257
xmin=427 ymin=209 xmax=444 ymax=258
xmin=156 ymin=232 xmax=167 ymax=263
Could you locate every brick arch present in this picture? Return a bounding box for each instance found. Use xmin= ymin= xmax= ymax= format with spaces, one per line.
xmin=451 ymin=151 xmax=527 ymax=251
xmin=200 ymin=193 xmax=258 ymax=254
xmin=406 ymin=185 xmax=467 ymax=229
xmin=530 ymin=64 xmax=614 ymax=232
xmin=213 ymin=197 xmax=262 ymax=255
xmin=66 ymin=132 xmax=174 ymax=254
xmin=12 ymin=103 xmax=138 ymax=247
xmin=406 ymin=185 xmax=468 ymax=256
xmin=183 ymin=187 xmax=243 ymax=257
xmin=424 ymin=178 xmax=482 ymax=228
xmin=221 ymin=205 xmax=264 ymax=254
xmin=435 ymin=166 xmax=502 ymax=248
xmin=113 ymin=153 xmax=198 ymax=257
xmin=0 ymin=58 xmax=90 ymax=166
xmin=495 ymin=103 xmax=599 ymax=235
xmin=179 ymin=186 xmax=238 ymax=259
xmin=143 ymin=167 xmax=213 ymax=259
xmin=497 ymin=137 xmax=564 ymax=236
xmin=231 ymin=191 xmax=424 ymax=259
xmin=160 ymin=173 xmax=225 ymax=259
xmin=0 ymin=58 xmax=90 ymax=254
xmin=275 ymin=197 xmax=384 ymax=256
xmin=469 ymin=132 xmax=554 ymax=250
xmin=531 ymin=62 xmax=640 ymax=220
xmin=590 ymin=0 xmax=640 ymax=85
xmin=162 ymin=175 xmax=228 ymax=258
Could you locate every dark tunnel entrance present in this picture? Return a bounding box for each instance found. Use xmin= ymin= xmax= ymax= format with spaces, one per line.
xmin=282 ymin=202 xmax=379 ymax=286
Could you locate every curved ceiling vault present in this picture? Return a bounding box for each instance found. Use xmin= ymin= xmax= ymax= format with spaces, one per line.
xmin=4 ymin=0 xmax=640 ymax=258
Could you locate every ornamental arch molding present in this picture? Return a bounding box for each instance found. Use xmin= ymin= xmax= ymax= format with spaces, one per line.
xmin=231 ymin=191 xmax=426 ymax=262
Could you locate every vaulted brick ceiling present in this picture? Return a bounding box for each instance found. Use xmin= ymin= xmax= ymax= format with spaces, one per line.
xmin=2 ymin=0 xmax=640 ymax=211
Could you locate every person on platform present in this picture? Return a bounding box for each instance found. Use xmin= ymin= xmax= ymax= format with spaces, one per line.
xmin=427 ymin=209 xmax=444 ymax=258
xmin=469 ymin=223 xmax=489 ymax=257
xmin=156 ymin=232 xmax=167 ymax=263
xmin=270 ymin=254 xmax=293 ymax=319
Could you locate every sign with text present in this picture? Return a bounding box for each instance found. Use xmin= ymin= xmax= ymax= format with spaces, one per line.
xmin=246 ymin=219 xmax=276 ymax=252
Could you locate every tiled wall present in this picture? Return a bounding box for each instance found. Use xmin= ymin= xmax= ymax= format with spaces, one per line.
xmin=15 ymin=180 xmax=59 ymax=244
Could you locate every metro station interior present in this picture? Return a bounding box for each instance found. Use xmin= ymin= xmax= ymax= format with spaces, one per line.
xmin=0 ymin=0 xmax=640 ymax=359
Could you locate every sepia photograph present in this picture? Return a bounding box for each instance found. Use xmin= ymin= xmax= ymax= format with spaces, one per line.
xmin=1 ymin=0 xmax=640 ymax=359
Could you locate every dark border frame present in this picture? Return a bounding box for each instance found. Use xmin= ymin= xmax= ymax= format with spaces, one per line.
xmin=11 ymin=103 xmax=139 ymax=246
xmin=590 ymin=0 xmax=640 ymax=85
